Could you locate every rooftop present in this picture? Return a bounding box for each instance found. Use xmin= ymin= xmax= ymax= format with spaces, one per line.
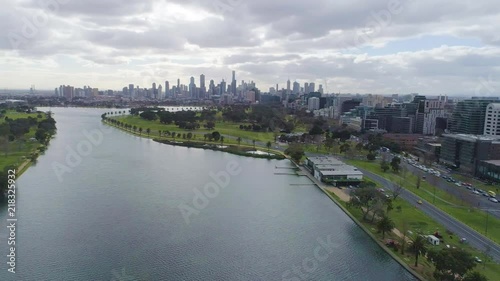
xmin=483 ymin=160 xmax=500 ymax=166
xmin=442 ymin=133 xmax=500 ymax=142
xmin=307 ymin=156 xmax=345 ymax=166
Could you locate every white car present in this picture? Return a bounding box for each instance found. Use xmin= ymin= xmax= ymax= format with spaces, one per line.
xmin=489 ymin=197 xmax=499 ymax=203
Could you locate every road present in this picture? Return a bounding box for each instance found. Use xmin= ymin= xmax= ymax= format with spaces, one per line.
xmin=359 ymin=167 xmax=500 ymax=262
xmin=403 ymin=162 xmax=500 ymax=217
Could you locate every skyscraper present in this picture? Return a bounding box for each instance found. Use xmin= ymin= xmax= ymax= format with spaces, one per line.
xmin=129 ymin=84 xmax=135 ymax=98
xmin=231 ymin=70 xmax=237 ymax=94
xmin=293 ymin=81 xmax=300 ymax=94
xmin=165 ymin=81 xmax=170 ymax=97
xmin=304 ymin=83 xmax=309 ymax=94
xmin=189 ymin=77 xmax=196 ymax=99
xmin=309 ymin=82 xmax=315 ymax=93
xmin=200 ymin=74 xmax=206 ymax=99
xmin=152 ymin=82 xmax=157 ymax=99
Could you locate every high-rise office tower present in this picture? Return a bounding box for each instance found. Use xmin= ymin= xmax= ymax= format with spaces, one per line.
xmin=158 ymin=85 xmax=163 ymax=100
xmin=220 ymin=80 xmax=226 ymax=95
xmin=304 ymin=83 xmax=309 ymax=94
xmin=209 ymin=80 xmax=215 ymax=97
xmin=177 ymin=79 xmax=180 ymax=97
xmin=152 ymin=83 xmax=157 ymax=99
xmin=450 ymin=97 xmax=500 ymax=135
xmin=309 ymin=82 xmax=315 ymax=93
xmin=293 ymin=81 xmax=300 ymax=94
xmin=189 ymin=77 xmax=196 ymax=99
xmin=484 ymin=103 xmax=500 ymax=136
xmin=318 ymin=85 xmax=324 ymax=94
xmin=231 ymin=70 xmax=237 ymax=94
xmin=165 ymin=81 xmax=170 ymax=97
xmin=128 ymin=84 xmax=134 ymax=98
xmin=200 ymin=74 xmax=206 ymax=99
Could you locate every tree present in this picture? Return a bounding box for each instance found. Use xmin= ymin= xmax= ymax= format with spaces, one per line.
xmin=377 ymin=215 xmax=395 ymax=239
xmin=252 ymin=139 xmax=256 ymax=149
xmin=392 ymin=182 xmax=404 ymax=201
xmin=340 ymin=142 xmax=351 ymax=156
xmin=220 ymin=136 xmax=224 ymax=146
xmin=187 ymin=132 xmax=193 ymax=139
xmin=427 ymin=248 xmax=477 ymax=280
xmin=266 ymin=141 xmax=272 ymax=153
xmin=146 ymin=128 xmax=151 ymax=136
xmin=205 ymin=121 xmax=215 ymax=129
xmin=138 ymin=127 xmax=143 ymax=135
xmin=356 ymin=142 xmax=364 ymax=152
xmin=391 ymin=157 xmax=401 ymax=173
xmin=348 ymin=187 xmax=382 ymax=220
xmin=236 ymin=137 xmax=242 ymax=146
xmin=284 ymin=143 xmax=305 ymax=163
xmin=416 ymin=176 xmax=421 ymax=189
xmin=367 ymin=152 xmax=376 ymax=161
xmin=211 ymin=131 xmax=221 ymax=141
xmin=463 ymin=271 xmax=488 ymax=281
xmin=380 ymin=160 xmax=390 ymax=172
xmin=409 ymin=235 xmax=427 ymax=267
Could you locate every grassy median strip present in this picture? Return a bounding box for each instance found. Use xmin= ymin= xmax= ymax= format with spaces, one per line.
xmin=347 ymin=160 xmax=500 ymax=245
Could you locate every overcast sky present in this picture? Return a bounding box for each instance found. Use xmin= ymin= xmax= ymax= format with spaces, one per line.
xmin=1 ymin=0 xmax=500 ymax=96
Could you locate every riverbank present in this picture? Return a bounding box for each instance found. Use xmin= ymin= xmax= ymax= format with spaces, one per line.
xmin=153 ymin=139 xmax=285 ymax=160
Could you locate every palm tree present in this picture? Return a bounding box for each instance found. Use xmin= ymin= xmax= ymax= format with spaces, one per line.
xmin=220 ymin=136 xmax=224 ymax=146
xmin=237 ymin=137 xmax=242 ymax=146
xmin=409 ymin=235 xmax=427 ymax=267
xmin=252 ymin=140 xmax=256 ymax=149
xmin=266 ymin=141 xmax=272 ymax=153
xmin=139 ymin=127 xmax=143 ymax=135
xmin=376 ymin=215 xmax=395 ymax=239
xmin=146 ymin=128 xmax=150 ymax=137
xmin=133 ymin=125 xmax=137 ymax=133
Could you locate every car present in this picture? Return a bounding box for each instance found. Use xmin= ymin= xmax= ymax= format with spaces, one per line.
xmin=475 ymin=256 xmax=482 ymax=263
xmin=417 ymin=200 xmax=423 ymax=204
xmin=489 ymin=198 xmax=499 ymax=203
xmin=472 ymin=190 xmax=480 ymax=195
xmin=466 ymin=186 xmax=472 ymax=190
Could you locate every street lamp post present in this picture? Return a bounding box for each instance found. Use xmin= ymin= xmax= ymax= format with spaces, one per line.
xmin=485 ymin=209 xmax=489 ymax=236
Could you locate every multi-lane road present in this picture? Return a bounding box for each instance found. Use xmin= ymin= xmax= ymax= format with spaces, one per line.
xmin=359 ymin=167 xmax=500 ymax=262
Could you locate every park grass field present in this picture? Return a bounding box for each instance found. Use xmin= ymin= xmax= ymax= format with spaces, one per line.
xmin=0 ymin=112 xmax=47 ymax=173
xmin=113 ymin=115 xmax=280 ymax=143
xmin=347 ymin=159 xmax=500 ymax=245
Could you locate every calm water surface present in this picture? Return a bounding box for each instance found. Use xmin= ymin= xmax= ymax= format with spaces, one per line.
xmin=0 ymin=108 xmax=416 ymax=280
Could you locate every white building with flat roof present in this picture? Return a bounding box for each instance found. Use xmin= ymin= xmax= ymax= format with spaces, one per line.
xmin=305 ymin=156 xmax=363 ymax=186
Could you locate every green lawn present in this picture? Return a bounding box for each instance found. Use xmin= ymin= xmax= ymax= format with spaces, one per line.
xmin=347 ymin=160 xmax=500 ymax=245
xmin=112 ymin=115 xmax=277 ymax=143
xmin=1 ymin=111 xmax=41 ymax=124
xmin=0 ymin=123 xmax=45 ymax=173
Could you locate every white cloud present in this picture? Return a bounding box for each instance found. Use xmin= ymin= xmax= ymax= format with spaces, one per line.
xmin=1 ymin=0 xmax=500 ymax=95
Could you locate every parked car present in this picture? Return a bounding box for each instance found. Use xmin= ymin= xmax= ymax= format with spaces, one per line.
xmin=489 ymin=197 xmax=499 ymax=203
xmin=475 ymin=256 xmax=482 ymax=263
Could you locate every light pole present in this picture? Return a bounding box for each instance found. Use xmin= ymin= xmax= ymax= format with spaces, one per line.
xmin=485 ymin=209 xmax=489 ymax=236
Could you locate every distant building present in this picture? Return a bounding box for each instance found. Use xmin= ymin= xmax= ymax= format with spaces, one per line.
xmin=484 ymin=103 xmax=500 ymax=136
xmin=449 ymin=97 xmax=499 ymax=135
xmin=477 ymin=160 xmax=500 ymax=183
xmin=440 ymin=134 xmax=500 ymax=173
xmin=308 ymin=97 xmax=320 ymax=111
xmin=422 ymin=98 xmax=447 ymax=135
xmin=383 ymin=134 xmax=421 ymax=150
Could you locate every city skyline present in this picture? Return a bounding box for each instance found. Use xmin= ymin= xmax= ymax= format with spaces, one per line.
xmin=2 ymin=1 xmax=500 ymax=96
